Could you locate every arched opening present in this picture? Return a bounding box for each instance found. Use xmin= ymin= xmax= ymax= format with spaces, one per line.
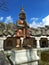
xmin=3 ymin=37 xmax=16 ymax=50
xmin=23 ymin=37 xmax=37 ymax=48
xmin=40 ymin=38 xmax=48 ymax=48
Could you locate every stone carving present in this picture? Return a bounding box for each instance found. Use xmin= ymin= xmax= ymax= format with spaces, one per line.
xmin=10 ymin=49 xmax=40 ymax=65
xmin=46 ymin=30 xmax=49 ymax=35
xmin=16 ymin=7 xmax=30 ymax=48
xmin=0 ymin=22 xmax=49 ymax=36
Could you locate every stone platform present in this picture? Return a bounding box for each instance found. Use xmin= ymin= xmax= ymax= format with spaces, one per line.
xmin=10 ymin=48 xmax=40 ymax=65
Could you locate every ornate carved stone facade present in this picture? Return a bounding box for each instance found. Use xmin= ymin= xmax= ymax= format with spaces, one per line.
xmin=0 ymin=8 xmax=49 ymax=50
xmin=30 ymin=26 xmax=49 ymax=36
xmin=0 ymin=22 xmax=49 ymax=36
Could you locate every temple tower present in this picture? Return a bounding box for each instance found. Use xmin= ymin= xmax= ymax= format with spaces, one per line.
xmin=16 ymin=7 xmax=30 ymax=47
xmin=16 ymin=7 xmax=29 ymax=38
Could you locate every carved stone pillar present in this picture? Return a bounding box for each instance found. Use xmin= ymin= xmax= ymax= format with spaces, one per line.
xmin=35 ymin=37 xmax=40 ymax=48
xmin=20 ymin=37 xmax=24 ymax=48
xmin=16 ymin=38 xmax=20 ymax=48
xmin=0 ymin=37 xmax=6 ymax=50
xmin=47 ymin=37 xmax=49 ymax=47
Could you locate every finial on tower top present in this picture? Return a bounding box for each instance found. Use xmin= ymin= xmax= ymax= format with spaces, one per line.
xmin=20 ymin=6 xmax=24 ymax=13
xmin=19 ymin=7 xmax=26 ymax=20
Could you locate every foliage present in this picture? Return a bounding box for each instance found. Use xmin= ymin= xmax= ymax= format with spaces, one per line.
xmin=39 ymin=51 xmax=49 ymax=65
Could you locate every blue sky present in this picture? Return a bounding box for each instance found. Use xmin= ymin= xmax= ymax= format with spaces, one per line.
xmin=0 ymin=0 xmax=49 ymax=27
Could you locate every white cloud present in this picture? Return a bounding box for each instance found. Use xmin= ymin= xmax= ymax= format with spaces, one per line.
xmin=5 ymin=16 xmax=13 ymax=24
xmin=30 ymin=17 xmax=41 ymax=28
xmin=42 ymin=15 xmax=49 ymax=25
xmin=0 ymin=17 xmax=4 ymax=21
xmin=30 ymin=17 xmax=38 ymax=21
xmin=30 ymin=15 xmax=49 ymax=28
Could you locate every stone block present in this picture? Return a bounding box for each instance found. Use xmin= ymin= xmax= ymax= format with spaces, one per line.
xmin=10 ymin=48 xmax=40 ymax=65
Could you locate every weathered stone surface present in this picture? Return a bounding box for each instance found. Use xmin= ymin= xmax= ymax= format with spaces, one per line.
xmin=0 ymin=22 xmax=49 ymax=36
xmin=30 ymin=28 xmax=36 ymax=35
xmin=30 ymin=26 xmax=49 ymax=36
xmin=0 ymin=51 xmax=11 ymax=65
xmin=23 ymin=37 xmax=36 ymax=48
xmin=19 ymin=61 xmax=38 ymax=65
xmin=35 ymin=28 xmax=41 ymax=35
xmin=46 ymin=30 xmax=49 ymax=35
xmin=10 ymin=49 xmax=40 ymax=65
xmin=0 ymin=37 xmax=6 ymax=50
xmin=0 ymin=22 xmax=16 ymax=36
